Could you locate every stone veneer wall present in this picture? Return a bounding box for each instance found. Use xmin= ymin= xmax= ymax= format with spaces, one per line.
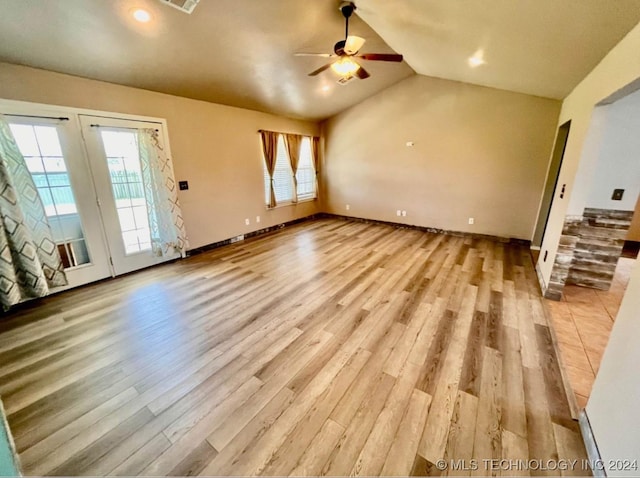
xmin=544 ymin=208 xmax=634 ymax=300
xmin=545 ymin=216 xmax=583 ymax=300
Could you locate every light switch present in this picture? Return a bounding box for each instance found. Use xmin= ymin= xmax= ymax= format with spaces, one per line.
xmin=612 ymin=188 xmax=624 ymax=200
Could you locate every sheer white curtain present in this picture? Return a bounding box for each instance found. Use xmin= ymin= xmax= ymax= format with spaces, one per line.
xmin=137 ymin=129 xmax=188 ymax=257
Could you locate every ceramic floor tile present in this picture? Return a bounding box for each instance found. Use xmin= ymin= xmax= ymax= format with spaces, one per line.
xmin=584 ymin=345 xmax=605 ymax=374
xmin=544 ymin=255 xmax=634 ymax=405
xmin=557 ymin=341 xmax=593 ymax=373
xmin=567 ymin=301 xmax=610 ymax=320
xmin=563 ymin=286 xmax=599 ymax=304
xmin=545 ymin=299 xmax=572 ymax=319
xmin=575 ymin=394 xmax=589 ymax=410
xmin=551 ymin=317 xmax=582 ymax=346
xmin=565 ymin=364 xmax=595 ymax=398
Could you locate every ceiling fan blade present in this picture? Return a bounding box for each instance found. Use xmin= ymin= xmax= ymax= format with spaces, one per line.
xmin=357 ymin=53 xmax=404 ymax=62
xmin=294 ymin=53 xmax=335 ymax=58
xmin=355 ymin=64 xmax=370 ymax=79
xmin=308 ymin=63 xmax=333 ymax=76
xmin=344 ymin=35 xmax=366 ymax=55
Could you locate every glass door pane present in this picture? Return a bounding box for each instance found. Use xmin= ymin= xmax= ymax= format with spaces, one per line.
xmin=2 ymin=110 xmax=112 ymax=291
xmin=9 ymin=123 xmax=91 ymax=268
xmin=79 ymin=115 xmax=179 ymax=276
xmin=99 ymin=130 xmax=153 ymax=255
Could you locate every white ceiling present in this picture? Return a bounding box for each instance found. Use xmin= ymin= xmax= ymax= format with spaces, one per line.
xmin=0 ymin=0 xmax=639 ymax=120
xmin=355 ymin=0 xmax=640 ymax=99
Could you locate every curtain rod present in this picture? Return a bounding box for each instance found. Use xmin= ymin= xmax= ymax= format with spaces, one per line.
xmin=258 ymin=129 xmax=318 ymax=137
xmin=90 ymin=124 xmax=159 ymax=132
xmin=6 ymin=114 xmax=69 ymax=121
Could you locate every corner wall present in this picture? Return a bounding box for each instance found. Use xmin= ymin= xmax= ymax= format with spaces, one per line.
xmin=0 ymin=62 xmax=321 ymax=250
xmin=534 ymin=19 xmax=640 ymax=475
xmin=537 ymin=21 xmax=640 ymax=287
xmin=323 ymin=75 xmax=561 ymax=240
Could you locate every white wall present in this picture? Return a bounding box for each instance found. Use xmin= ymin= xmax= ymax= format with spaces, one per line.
xmin=565 ymin=105 xmax=611 ymax=215
xmin=587 ymin=261 xmax=640 ymax=474
xmin=584 ymin=89 xmax=640 ymax=211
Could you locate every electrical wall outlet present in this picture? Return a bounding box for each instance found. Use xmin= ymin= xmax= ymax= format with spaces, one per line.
xmin=256 ymin=216 xmax=261 ymax=223
xmin=396 ymin=210 xmax=401 ymax=216
xmin=468 ymin=217 xmax=475 ymax=225
xmin=245 ymin=218 xmax=250 ymax=226
xmin=346 ymin=204 xmax=350 ymax=211
xmin=401 ymin=210 xmax=407 ymax=217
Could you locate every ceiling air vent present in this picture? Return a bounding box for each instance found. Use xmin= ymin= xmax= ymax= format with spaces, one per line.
xmin=158 ymin=0 xmax=200 ymax=14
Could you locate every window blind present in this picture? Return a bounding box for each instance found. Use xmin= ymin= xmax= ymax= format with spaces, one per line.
xmin=296 ymin=137 xmax=316 ymax=200
xmin=263 ymin=135 xmax=293 ymax=205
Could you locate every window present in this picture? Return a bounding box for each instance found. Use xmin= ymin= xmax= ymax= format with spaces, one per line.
xmin=296 ymin=137 xmax=316 ymax=200
xmin=263 ymin=134 xmax=293 ymax=205
xmin=9 ymin=122 xmax=91 ymax=268
xmin=262 ymin=134 xmax=317 ymax=206
xmin=9 ymin=124 xmax=77 ymax=216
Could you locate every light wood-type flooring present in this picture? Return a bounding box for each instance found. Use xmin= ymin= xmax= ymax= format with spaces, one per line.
xmin=0 ymin=218 xmax=589 ymax=476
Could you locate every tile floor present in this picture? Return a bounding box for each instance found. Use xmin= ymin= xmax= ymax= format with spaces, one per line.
xmin=546 ymin=257 xmax=635 ymax=409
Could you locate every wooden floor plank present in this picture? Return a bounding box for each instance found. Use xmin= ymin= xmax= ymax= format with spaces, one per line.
xmin=381 ymin=389 xmax=432 ymax=477
xmin=0 ymin=218 xmax=588 ymax=476
xmin=471 ymin=347 xmax=503 ymax=476
xmin=443 ymin=391 xmax=478 ymax=477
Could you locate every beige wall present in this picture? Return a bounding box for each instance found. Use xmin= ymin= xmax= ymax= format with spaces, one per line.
xmin=627 ymin=194 xmax=640 ymax=242
xmin=323 ymin=75 xmax=561 ymax=240
xmin=0 ymin=62 xmax=320 ymax=250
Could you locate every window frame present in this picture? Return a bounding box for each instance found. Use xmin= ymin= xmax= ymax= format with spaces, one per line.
xmin=261 ymin=133 xmax=317 ymax=209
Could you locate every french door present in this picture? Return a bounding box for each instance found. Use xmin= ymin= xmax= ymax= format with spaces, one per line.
xmin=79 ymin=116 xmax=180 ymax=275
xmin=6 ymin=114 xmax=112 ymax=289
xmin=4 ymin=108 xmax=180 ymax=291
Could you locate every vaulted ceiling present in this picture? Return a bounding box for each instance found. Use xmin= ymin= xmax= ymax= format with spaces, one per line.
xmin=0 ymin=0 xmax=639 ymax=121
xmin=355 ymin=0 xmax=640 ymax=100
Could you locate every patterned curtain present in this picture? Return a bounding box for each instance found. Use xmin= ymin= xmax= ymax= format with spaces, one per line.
xmin=284 ymin=134 xmax=302 ymax=203
xmin=138 ymin=129 xmax=188 ymax=257
xmin=0 ymin=115 xmax=67 ymax=310
xmin=260 ymin=131 xmax=279 ymax=208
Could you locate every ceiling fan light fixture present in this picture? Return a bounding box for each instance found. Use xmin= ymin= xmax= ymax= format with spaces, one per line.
xmin=331 ymin=57 xmax=360 ymax=77
xmin=344 ymin=35 xmax=366 ymax=55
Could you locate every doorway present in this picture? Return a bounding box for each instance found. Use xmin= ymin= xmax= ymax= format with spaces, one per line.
xmin=533 ymin=120 xmax=571 ymax=248
xmin=4 ymin=107 xmax=181 ymax=291
xmin=544 ymin=87 xmax=640 ymax=408
xmin=79 ymin=115 xmax=181 ymax=275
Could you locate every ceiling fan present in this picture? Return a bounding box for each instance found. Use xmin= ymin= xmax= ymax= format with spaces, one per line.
xmin=295 ymin=1 xmax=403 ymax=82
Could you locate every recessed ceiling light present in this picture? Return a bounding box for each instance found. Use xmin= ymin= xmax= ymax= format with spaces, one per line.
xmin=132 ymin=8 xmax=152 ymax=23
xmin=468 ymin=50 xmax=486 ymax=68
